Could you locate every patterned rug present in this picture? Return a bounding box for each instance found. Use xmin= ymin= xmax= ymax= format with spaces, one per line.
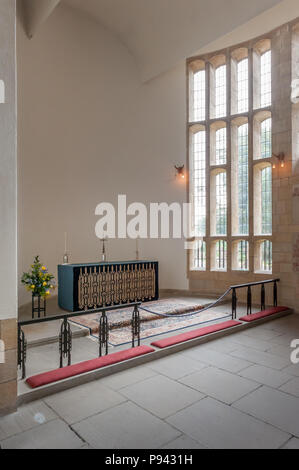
xmin=69 ymin=298 xmax=230 ymax=346
xmin=70 ymin=298 xmax=203 ymax=335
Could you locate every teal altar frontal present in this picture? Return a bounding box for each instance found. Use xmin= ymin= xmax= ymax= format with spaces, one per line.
xmin=58 ymin=261 xmax=159 ymax=312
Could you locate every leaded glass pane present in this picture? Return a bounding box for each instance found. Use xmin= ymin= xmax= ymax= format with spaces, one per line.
xmin=215 ymin=127 xmax=227 ymax=165
xmin=261 ymin=51 xmax=271 ymax=108
xmin=261 ymin=118 xmax=272 ymax=158
xmin=238 ymin=240 xmax=249 ymax=271
xmin=193 ymin=70 xmax=205 ymax=121
xmin=238 ymin=124 xmax=249 ymax=235
xmin=261 ymin=240 xmax=272 ymax=272
xmin=216 ymin=240 xmax=227 ymax=270
xmin=238 ymin=59 xmax=248 ymax=113
xmin=193 ymin=240 xmax=206 ymax=270
xmin=193 ymin=131 xmax=206 ymax=236
xmin=261 ymin=166 xmax=272 ymax=235
xmin=216 ymin=171 xmax=227 ymax=236
xmin=215 ymin=65 xmax=227 ymax=118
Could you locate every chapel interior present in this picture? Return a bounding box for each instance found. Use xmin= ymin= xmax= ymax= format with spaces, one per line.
xmin=1 ymin=0 xmax=299 ymax=450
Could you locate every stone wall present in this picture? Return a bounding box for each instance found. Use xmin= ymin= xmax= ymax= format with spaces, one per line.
xmin=0 ymin=320 xmax=17 ymax=415
xmin=0 ymin=0 xmax=17 ymax=415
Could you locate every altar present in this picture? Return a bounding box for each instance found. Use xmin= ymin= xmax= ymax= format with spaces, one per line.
xmin=58 ymin=261 xmax=159 ymax=312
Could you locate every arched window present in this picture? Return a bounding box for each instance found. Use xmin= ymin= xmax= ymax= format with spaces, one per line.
xmin=210 ymin=121 xmax=226 ymax=166
xmin=232 ymin=240 xmax=249 ymax=271
xmin=261 ymin=166 xmax=272 ymax=235
xmin=261 ymin=50 xmax=271 ymax=107
xmin=210 ymin=169 xmax=227 ymax=237
xmin=254 ymin=162 xmax=272 ymax=236
xmin=261 ymin=117 xmax=272 ymax=158
xmin=188 ymin=37 xmax=273 ymax=274
xmin=215 ymin=65 xmax=226 ymax=118
xmin=253 ymin=111 xmax=272 ymax=160
xmin=231 ymin=117 xmax=249 ymax=236
xmin=215 ymin=171 xmax=227 ymax=235
xmin=261 ymin=240 xmax=272 ymax=272
xmin=215 ymin=240 xmax=227 ymax=271
xmin=190 ymin=126 xmax=206 ymax=236
xmin=215 ymin=127 xmax=226 ymax=165
xmin=231 ymin=48 xmax=248 ymax=115
xmin=189 ymin=60 xmax=206 ymax=122
xmin=254 ymin=240 xmax=272 ymax=273
xmin=238 ymin=240 xmax=249 ymax=271
xmin=237 ymin=123 xmax=249 ymax=234
xmin=237 ymin=58 xmax=248 ymax=113
xmin=193 ymin=69 xmax=206 ymax=121
xmin=193 ymin=240 xmax=206 ymax=270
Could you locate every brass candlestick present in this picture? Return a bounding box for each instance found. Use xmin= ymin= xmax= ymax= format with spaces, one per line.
xmin=63 ymin=232 xmax=70 ymax=264
xmin=63 ymin=253 xmax=70 ymax=265
xmin=135 ymin=236 xmax=140 ymax=261
xmin=100 ymin=237 xmax=108 ymax=262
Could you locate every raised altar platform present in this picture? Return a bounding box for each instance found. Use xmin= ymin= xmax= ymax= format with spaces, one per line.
xmin=58 ymin=261 xmax=159 ymax=312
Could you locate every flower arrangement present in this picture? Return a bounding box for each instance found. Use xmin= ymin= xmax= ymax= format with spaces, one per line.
xmin=21 ymin=256 xmax=56 ymax=298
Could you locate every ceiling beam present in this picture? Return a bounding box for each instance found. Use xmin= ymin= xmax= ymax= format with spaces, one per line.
xmin=22 ymin=0 xmax=61 ymax=38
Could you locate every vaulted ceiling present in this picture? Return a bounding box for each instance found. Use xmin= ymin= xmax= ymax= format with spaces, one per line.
xmin=25 ymin=0 xmax=284 ymax=81
xmin=63 ymin=0 xmax=283 ymax=81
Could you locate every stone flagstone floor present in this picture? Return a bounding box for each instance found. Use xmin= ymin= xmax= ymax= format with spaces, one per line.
xmin=1 ymin=312 xmax=299 ymax=449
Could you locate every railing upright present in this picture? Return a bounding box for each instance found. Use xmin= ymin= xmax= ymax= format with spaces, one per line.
xmin=17 ymin=325 xmax=27 ymax=380
xmin=59 ymin=317 xmax=72 ymax=368
xmin=247 ymin=286 xmax=252 ymax=315
xmin=99 ymin=310 xmax=109 ymax=357
xmin=261 ymin=283 xmax=266 ymax=311
xmin=232 ymin=288 xmax=237 ymax=320
xmin=132 ymin=305 xmax=141 ymax=348
xmin=273 ymin=281 xmax=278 ymax=307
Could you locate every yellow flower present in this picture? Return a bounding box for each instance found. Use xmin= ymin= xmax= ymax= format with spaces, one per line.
xmin=31 ymin=285 xmax=35 ymax=290
xmin=42 ymin=266 xmax=47 ymax=271
xmin=43 ymin=282 xmax=47 ymax=287
xmin=45 ymin=291 xmax=50 ymax=296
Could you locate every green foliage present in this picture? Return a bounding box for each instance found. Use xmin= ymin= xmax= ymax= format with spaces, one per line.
xmin=21 ymin=256 xmax=55 ymax=298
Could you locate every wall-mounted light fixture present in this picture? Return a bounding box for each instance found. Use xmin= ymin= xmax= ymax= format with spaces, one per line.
xmin=175 ymin=165 xmax=186 ymax=180
xmin=272 ymin=152 xmax=285 ymax=169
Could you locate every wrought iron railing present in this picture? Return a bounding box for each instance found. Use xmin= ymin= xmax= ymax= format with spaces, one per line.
xmin=18 ymin=279 xmax=280 ymax=380
xmin=230 ymin=278 xmax=279 ymax=319
xmin=139 ymin=279 xmax=280 ymax=320
xmin=18 ymin=302 xmax=141 ymax=380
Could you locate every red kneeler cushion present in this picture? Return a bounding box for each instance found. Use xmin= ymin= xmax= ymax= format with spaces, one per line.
xmin=239 ymin=306 xmax=290 ymax=323
xmin=26 ymin=345 xmax=155 ymax=389
xmin=151 ymin=320 xmax=242 ymax=349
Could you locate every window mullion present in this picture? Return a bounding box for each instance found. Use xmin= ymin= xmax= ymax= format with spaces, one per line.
xmin=226 ymin=50 xmax=232 ymax=271
xmin=248 ymin=47 xmax=254 ymax=272
xmin=206 ymin=61 xmax=211 ymax=271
